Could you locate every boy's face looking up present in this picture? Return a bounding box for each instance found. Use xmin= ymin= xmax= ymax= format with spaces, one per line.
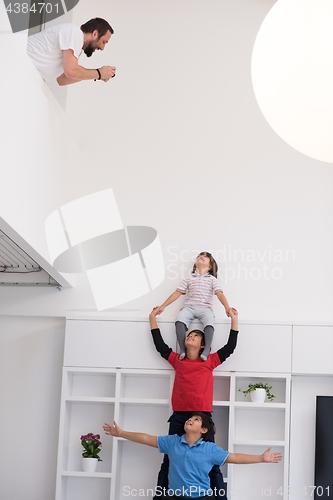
xmin=184 ymin=414 xmax=208 ymax=436
xmin=185 ymin=331 xmax=204 ymax=351
xmin=195 ymin=253 xmax=212 ymax=271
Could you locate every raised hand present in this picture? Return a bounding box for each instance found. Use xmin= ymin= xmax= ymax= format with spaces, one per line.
xmin=262 ymin=446 xmax=283 ymax=463
xmin=103 ymin=421 xmax=122 ymax=438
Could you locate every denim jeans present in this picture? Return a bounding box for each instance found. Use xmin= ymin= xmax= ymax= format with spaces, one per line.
xmin=153 ymin=411 xmax=227 ymax=500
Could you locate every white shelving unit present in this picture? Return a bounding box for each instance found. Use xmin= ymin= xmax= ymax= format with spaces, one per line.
xmin=228 ymin=373 xmax=291 ymax=500
xmin=56 ymin=368 xmax=290 ymax=500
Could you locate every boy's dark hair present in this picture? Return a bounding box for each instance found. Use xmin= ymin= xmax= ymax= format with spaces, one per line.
xmin=186 ymin=329 xmax=205 ymax=357
xmin=190 ymin=411 xmax=216 ymax=441
xmin=192 ymin=251 xmax=218 ymax=278
xmin=81 ymin=18 xmax=114 ymax=37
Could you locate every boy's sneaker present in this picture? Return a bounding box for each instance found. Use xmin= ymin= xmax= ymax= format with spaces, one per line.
xmin=200 ymin=354 xmax=207 ymax=361
xmin=179 ymin=352 xmax=185 ymax=360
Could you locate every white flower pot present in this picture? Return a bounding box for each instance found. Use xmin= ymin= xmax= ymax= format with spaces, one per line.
xmin=250 ymin=388 xmax=266 ymax=403
xmin=82 ymin=457 xmax=98 ymax=473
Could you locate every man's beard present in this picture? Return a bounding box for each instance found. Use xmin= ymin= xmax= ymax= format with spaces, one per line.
xmin=84 ymin=42 xmax=95 ymax=58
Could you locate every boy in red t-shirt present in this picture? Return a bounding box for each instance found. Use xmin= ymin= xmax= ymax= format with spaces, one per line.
xmin=149 ymin=307 xmax=238 ymax=500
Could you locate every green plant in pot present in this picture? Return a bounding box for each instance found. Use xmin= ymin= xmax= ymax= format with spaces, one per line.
xmin=239 ymin=382 xmax=275 ymax=402
xmin=81 ymin=433 xmax=102 ymax=472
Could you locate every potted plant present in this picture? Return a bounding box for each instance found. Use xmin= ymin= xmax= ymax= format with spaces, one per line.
xmin=81 ymin=433 xmax=102 ymax=472
xmin=239 ymin=382 xmax=275 ymax=403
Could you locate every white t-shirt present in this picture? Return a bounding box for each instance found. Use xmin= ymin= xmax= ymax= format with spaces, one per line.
xmin=27 ymin=24 xmax=84 ymax=81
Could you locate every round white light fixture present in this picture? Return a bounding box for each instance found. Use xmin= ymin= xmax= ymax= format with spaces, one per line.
xmin=252 ymin=0 xmax=333 ymax=163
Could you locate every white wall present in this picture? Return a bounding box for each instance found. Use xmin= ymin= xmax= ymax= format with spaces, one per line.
xmin=0 ymin=315 xmax=65 ymax=499
xmin=1 ymin=0 xmax=333 ymax=323
xmin=64 ymin=0 xmax=333 ymax=323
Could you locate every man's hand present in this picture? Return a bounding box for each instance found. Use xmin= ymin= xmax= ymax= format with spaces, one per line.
xmin=262 ymin=446 xmax=283 ymax=463
xmin=60 ymin=50 xmax=116 ymax=85
xmin=103 ymin=421 xmax=122 ymax=438
xmin=229 ymin=308 xmax=238 ymax=317
xmin=99 ymin=65 xmax=116 ymax=82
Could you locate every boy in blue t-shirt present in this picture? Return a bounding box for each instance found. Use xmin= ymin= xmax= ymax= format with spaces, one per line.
xmin=103 ymin=412 xmax=282 ymax=499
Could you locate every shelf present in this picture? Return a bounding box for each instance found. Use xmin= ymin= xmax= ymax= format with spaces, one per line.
xmin=59 ymin=475 xmax=111 ymax=500
xmin=233 ymin=439 xmax=286 ymax=446
xmin=119 ymin=402 xmax=170 ymax=436
xmin=231 ymin=443 xmax=285 ymax=500
xmin=66 ymin=397 xmax=116 ymax=404
xmin=66 ymin=370 xmax=116 ymax=398
xmin=119 ymin=371 xmax=171 ymax=399
xmin=212 ymin=400 xmax=230 ymax=407
xmin=235 ymin=375 xmax=288 ymax=404
xmin=213 ymin=375 xmax=231 ymax=402
xmin=234 ymin=407 xmax=285 ymax=441
xmin=61 ymin=471 xmax=112 ymax=478
xmin=119 ymin=398 xmax=170 ymax=405
xmin=234 ymin=402 xmax=286 ymax=410
xmin=61 ymin=401 xmax=114 ymax=474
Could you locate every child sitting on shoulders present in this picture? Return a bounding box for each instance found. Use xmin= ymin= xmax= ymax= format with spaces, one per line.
xmin=157 ymin=251 xmax=236 ymax=360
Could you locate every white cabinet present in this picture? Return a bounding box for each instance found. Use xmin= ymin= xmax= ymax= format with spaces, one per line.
xmin=212 ymin=324 xmax=292 ymax=373
xmin=55 ymin=367 xmax=174 ymax=500
xmin=64 ymin=319 xmax=293 ymax=374
xmin=228 ymin=373 xmax=291 ymax=500
xmin=292 ymin=325 xmax=333 ymax=375
xmin=56 ymin=367 xmax=290 ymax=500
xmin=63 ymin=319 xmax=177 ymax=369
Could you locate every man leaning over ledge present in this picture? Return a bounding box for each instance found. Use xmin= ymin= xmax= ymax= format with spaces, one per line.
xmin=27 ymin=17 xmax=116 ymax=86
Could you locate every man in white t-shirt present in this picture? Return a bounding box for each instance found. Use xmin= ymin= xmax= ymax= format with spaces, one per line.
xmin=27 ymin=17 xmax=116 ymax=86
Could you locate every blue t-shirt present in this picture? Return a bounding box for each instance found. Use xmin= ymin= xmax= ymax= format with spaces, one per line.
xmin=157 ymin=434 xmax=229 ymax=498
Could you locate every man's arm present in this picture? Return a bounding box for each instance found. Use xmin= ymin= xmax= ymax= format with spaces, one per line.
xmin=226 ymin=447 xmax=282 ymax=464
xmin=57 ymin=49 xmax=116 ymax=86
xmin=149 ymin=308 xmax=172 ymax=361
xmin=57 ymin=73 xmax=83 ymax=86
xmin=216 ymin=308 xmax=238 ymax=363
xmin=103 ymin=421 xmax=158 ymax=448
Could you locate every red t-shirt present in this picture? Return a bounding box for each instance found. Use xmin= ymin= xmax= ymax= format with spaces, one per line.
xmin=168 ymin=351 xmax=221 ymax=411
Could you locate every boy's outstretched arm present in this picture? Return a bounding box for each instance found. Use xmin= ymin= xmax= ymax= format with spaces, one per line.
xmin=229 ymin=308 xmax=238 ymax=331
xmin=149 ymin=308 xmax=173 ymax=361
xmin=226 ymin=446 xmax=282 ymax=464
xmin=216 ymin=308 xmax=239 ymax=363
xmin=103 ymin=421 xmax=158 ymax=448
xmin=149 ymin=307 xmax=159 ymax=329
